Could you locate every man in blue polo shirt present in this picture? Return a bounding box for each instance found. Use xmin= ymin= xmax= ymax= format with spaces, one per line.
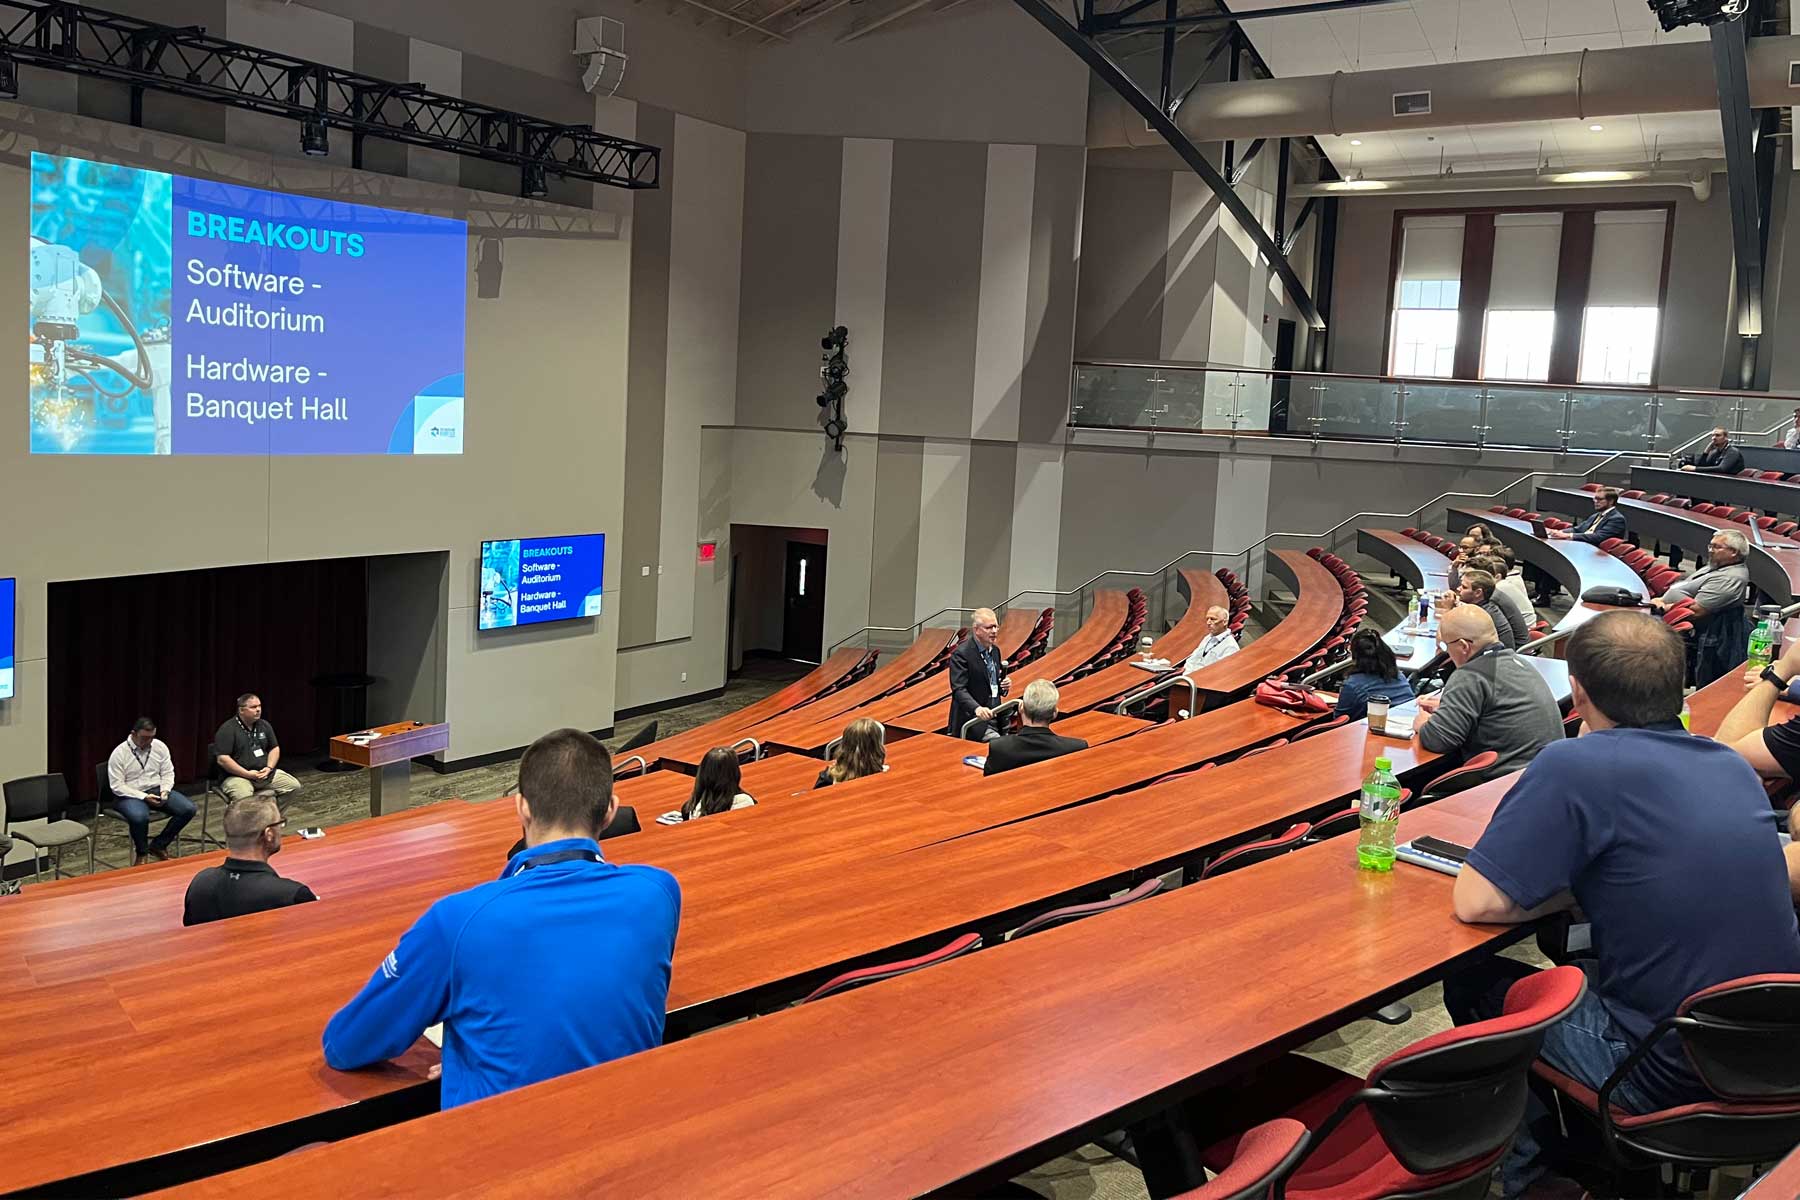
xmin=323 ymin=728 xmax=681 ymax=1108
xmin=1444 ymin=611 xmax=1800 ymax=1199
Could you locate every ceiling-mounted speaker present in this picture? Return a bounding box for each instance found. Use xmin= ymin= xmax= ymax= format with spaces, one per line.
xmin=574 ymin=17 xmax=628 ymax=97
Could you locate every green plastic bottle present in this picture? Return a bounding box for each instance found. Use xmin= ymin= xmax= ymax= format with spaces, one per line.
xmin=1356 ymin=756 xmax=1402 ymax=873
xmin=1748 ymin=613 xmax=1778 ymax=675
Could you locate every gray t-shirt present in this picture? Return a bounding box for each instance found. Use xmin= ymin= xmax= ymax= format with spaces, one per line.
xmin=1419 ymin=644 xmax=1563 ymax=781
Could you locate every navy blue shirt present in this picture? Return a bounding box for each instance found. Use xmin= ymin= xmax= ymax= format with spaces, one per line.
xmin=322 ymin=837 xmax=681 ymax=1109
xmin=1468 ymin=724 xmax=1800 ymax=1105
xmin=1333 ymin=672 xmax=1415 ymax=721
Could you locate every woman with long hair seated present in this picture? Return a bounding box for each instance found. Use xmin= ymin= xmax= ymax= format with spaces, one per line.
xmin=814 ymin=717 xmax=886 ymax=788
xmin=1333 ymin=627 xmax=1416 ymax=721
xmin=681 ymin=746 xmax=756 ymax=821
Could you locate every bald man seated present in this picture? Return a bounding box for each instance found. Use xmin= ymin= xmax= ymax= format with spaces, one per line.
xmin=1182 ymin=606 xmax=1239 ymax=674
xmin=1415 ymin=606 xmax=1563 ymax=790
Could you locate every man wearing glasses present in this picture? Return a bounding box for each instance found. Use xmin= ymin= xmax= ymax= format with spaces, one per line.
xmin=1416 ymin=606 xmax=1563 ymax=791
xmin=182 ymin=795 xmax=316 ymax=925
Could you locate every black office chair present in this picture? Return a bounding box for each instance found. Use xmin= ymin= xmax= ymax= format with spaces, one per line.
xmin=93 ymin=761 xmax=182 ymax=869
xmin=2 ymin=773 xmax=95 ymax=880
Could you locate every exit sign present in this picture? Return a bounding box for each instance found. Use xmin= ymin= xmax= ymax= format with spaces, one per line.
xmin=698 ymin=541 xmax=717 ymax=563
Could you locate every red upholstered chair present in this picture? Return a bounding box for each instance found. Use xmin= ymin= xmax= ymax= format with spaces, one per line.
xmin=1200 ymin=822 xmax=1311 ymax=880
xmin=1237 ymin=739 xmax=1290 ymax=761
xmin=1187 ymin=966 xmax=1588 ymax=1200
xmin=1580 ymin=482 xmax=1604 ymax=492
xmin=1758 ymin=470 xmax=1786 ymax=481
xmin=1306 ymin=547 xmax=1325 ymax=560
xmin=1506 ymin=507 xmax=1528 ymax=518
xmin=1293 ymin=714 xmax=1349 ymax=741
xmin=1533 ymin=975 xmax=1800 ymax=1186
xmin=797 ymin=932 xmax=982 ymax=1003
xmin=1738 ymin=468 xmax=1760 ymax=477
xmin=1620 ymin=489 xmax=1646 ymax=499
xmin=1667 ymin=497 xmax=1693 ymax=509
xmin=1006 ymin=878 xmax=1163 ymax=941
xmin=1645 ymin=493 xmax=1670 ymax=505
xmin=1598 ymin=537 xmax=1624 ymax=553
xmin=1647 ymin=568 xmax=1682 ymax=594
xmin=1756 ymin=515 xmax=1779 ymax=530
xmin=1774 ymin=521 xmax=1800 ymax=537
xmin=1306 ymin=792 xmax=1410 ymax=843
xmin=1691 ymin=503 xmax=1717 ymax=515
xmin=1399 ymin=527 xmax=1418 ymax=538
xmin=1731 ymin=511 xmax=1753 ymax=526
xmin=1488 ymin=504 xmax=1508 ymax=513
xmin=1410 ymin=750 xmax=1500 ymax=806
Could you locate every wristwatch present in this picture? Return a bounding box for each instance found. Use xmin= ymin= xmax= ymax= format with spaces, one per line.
xmin=1762 ymin=665 xmax=1791 ymax=692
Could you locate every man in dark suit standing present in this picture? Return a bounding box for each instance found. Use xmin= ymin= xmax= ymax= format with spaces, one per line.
xmin=983 ymin=680 xmax=1087 ymax=776
xmin=948 ymin=607 xmax=1008 ymax=741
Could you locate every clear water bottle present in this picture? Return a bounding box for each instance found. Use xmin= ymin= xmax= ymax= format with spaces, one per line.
xmin=1403 ymin=588 xmax=1418 ymax=630
xmin=1748 ymin=611 xmax=1779 ymax=675
xmin=1356 ymin=756 xmax=1402 ymax=873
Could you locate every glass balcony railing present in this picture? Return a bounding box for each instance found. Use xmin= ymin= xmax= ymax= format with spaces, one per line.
xmin=1071 ymin=360 xmax=1800 ymax=454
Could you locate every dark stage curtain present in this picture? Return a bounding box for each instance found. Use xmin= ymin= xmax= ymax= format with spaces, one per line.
xmin=48 ymin=558 xmax=369 ymax=805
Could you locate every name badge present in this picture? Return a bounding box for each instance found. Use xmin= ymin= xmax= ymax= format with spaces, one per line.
xmin=253 ymin=747 xmax=265 ymax=758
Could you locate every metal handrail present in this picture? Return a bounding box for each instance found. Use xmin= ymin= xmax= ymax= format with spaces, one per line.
xmin=1114 ymin=673 xmax=1198 ymax=720
xmin=616 ymin=753 xmax=648 ymax=778
xmin=1072 ymin=357 xmax=1800 ymax=405
xmin=825 ymin=421 xmax=1784 ymax=658
xmin=962 ymin=700 xmax=1020 ymax=740
xmin=729 ymin=736 xmax=761 ymax=762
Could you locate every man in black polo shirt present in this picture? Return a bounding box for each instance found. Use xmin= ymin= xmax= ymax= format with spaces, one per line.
xmin=183 ymin=796 xmax=316 ymax=925
xmin=214 ymin=692 xmax=303 ymax=803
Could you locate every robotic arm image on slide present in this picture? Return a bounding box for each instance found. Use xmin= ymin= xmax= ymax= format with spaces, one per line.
xmin=29 ymin=236 xmax=168 ymax=453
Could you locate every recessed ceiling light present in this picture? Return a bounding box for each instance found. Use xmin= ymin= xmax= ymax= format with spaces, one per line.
xmin=1589 ymin=123 xmax=1604 ymax=132
xmin=1349 ymin=138 xmax=1363 ymax=146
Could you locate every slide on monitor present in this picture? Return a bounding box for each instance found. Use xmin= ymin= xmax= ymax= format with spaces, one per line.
xmin=479 ymin=535 xmax=605 ymax=631
xmin=0 ymin=577 xmax=14 ymax=702
xmin=28 ymin=151 xmax=467 ymax=455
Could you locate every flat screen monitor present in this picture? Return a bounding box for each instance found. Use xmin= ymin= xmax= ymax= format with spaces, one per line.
xmin=479 ymin=534 xmax=605 ymax=631
xmin=29 ymin=150 xmax=467 ymax=455
xmin=0 ymin=577 xmax=14 ymax=700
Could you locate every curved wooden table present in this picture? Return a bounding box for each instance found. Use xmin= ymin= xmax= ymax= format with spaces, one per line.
xmin=756 ymin=608 xmax=1045 ymax=753
xmin=1357 ymin=528 xmax=1451 ymax=593
xmin=735 ymin=626 xmax=960 ymax=751
xmin=148 ymin=779 xmax=1521 ymax=1200
xmin=1448 ymin=507 xmax=1645 ymax=630
xmin=626 ymin=646 xmax=873 ymax=771
xmin=1543 ymin=491 xmax=1800 ymax=605
xmin=1053 ymin=569 xmax=1225 ymax=714
xmin=1629 ymin=463 xmax=1800 ymax=519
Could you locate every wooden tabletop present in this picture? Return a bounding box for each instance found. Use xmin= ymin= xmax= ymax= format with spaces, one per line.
xmin=735 ymin=626 xmax=959 ymax=750
xmin=1448 ymin=507 xmax=1645 ymax=624
xmin=753 ymin=609 xmax=1044 ymax=751
xmin=328 ymin=721 xmax=449 ymax=769
xmin=1053 ymin=568 xmax=1226 ymax=713
xmin=627 ymin=646 xmax=871 ymax=770
xmin=890 ymin=591 xmax=1130 ymax=735
xmin=149 ymin=782 xmax=1520 ymax=1200
xmin=1357 ymin=528 xmax=1451 ymax=593
xmin=1630 ymin=463 xmax=1800 ymax=519
xmin=1186 ymin=549 xmax=1343 ymax=696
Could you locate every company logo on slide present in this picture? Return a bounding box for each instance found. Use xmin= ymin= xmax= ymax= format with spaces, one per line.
xmin=28 ymin=151 xmax=468 ymax=456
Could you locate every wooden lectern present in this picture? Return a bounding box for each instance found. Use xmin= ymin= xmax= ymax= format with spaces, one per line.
xmin=328 ymin=720 xmax=451 ymax=816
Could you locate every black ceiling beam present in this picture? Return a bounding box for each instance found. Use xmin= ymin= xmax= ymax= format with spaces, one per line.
xmin=0 ymin=0 xmax=659 ymax=189
xmin=1010 ymin=0 xmax=1323 ymax=330
xmin=1711 ymin=15 xmax=1764 ymax=388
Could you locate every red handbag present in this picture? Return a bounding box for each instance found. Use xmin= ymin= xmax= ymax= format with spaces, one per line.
xmin=1253 ymin=677 xmax=1332 ymax=714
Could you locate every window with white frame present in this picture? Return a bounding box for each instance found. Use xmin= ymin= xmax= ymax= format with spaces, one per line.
xmin=1579 ymin=210 xmax=1668 ymax=385
xmin=1390 ymin=216 xmax=1464 ymax=377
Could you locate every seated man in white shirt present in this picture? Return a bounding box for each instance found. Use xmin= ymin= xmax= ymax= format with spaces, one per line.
xmin=1183 ymin=606 xmax=1239 ymax=674
xmin=107 ymin=717 xmax=197 ymax=864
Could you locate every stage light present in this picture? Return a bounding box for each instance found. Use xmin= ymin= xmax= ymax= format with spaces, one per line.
xmin=521 ymin=161 xmax=549 ymax=198
xmin=300 ymin=117 xmax=329 ymax=156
